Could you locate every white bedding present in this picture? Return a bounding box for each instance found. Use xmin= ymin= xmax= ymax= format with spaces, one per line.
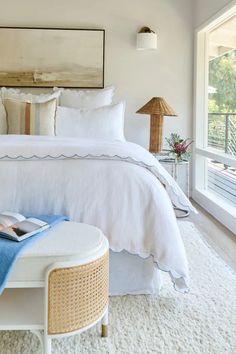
xmin=0 ymin=135 xmax=195 ymax=292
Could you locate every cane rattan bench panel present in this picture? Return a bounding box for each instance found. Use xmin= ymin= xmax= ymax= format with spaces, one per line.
xmin=48 ymin=251 xmax=109 ymax=335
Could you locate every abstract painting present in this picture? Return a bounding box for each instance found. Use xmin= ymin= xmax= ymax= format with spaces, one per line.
xmin=0 ymin=27 xmax=105 ymax=88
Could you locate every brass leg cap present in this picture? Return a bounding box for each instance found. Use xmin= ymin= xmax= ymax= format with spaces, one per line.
xmin=101 ymin=324 xmax=108 ymax=337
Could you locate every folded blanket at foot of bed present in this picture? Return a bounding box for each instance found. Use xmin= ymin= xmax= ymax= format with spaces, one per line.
xmin=0 ymin=215 xmax=68 ymax=294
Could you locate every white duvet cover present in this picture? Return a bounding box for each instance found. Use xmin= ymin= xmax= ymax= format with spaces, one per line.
xmin=0 ymin=135 xmax=195 ymax=292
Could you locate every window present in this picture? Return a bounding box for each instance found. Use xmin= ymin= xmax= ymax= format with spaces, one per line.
xmin=194 ymin=5 xmax=236 ymax=234
xmin=208 ymin=160 xmax=236 ymax=202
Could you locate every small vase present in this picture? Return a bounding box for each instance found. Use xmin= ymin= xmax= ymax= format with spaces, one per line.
xmin=175 ymin=155 xmax=183 ymax=163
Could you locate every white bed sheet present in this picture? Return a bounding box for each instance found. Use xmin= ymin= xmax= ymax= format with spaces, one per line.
xmin=109 ymin=251 xmax=162 ymax=295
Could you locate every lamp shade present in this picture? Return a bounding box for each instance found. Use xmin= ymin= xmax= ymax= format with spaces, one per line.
xmin=136 ymin=97 xmax=177 ymax=116
xmin=136 ymin=27 xmax=157 ymax=50
xmin=136 ymin=97 xmax=177 ymax=153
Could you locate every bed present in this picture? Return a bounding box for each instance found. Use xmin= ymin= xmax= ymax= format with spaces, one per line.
xmin=0 ymin=134 xmax=195 ymax=294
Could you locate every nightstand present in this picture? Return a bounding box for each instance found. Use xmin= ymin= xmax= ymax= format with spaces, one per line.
xmin=152 ymin=154 xmax=190 ymax=217
xmin=158 ymin=158 xmax=190 ymax=198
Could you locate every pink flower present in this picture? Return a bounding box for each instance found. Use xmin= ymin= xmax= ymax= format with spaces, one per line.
xmin=173 ymin=140 xmax=193 ymax=156
xmin=166 ymin=134 xmax=193 ymax=159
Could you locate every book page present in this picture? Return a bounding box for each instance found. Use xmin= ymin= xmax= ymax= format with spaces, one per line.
xmin=2 ymin=219 xmax=48 ymax=238
xmin=26 ymin=218 xmax=48 ymax=227
xmin=17 ymin=218 xmax=48 ymax=232
xmin=0 ymin=212 xmax=25 ymax=230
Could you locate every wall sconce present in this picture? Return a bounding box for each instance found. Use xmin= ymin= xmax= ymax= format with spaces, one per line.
xmin=136 ymin=26 xmax=157 ymax=50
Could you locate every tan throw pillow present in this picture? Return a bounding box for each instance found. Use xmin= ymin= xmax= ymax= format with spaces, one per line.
xmin=1 ymin=87 xmax=61 ymax=135
xmin=3 ymin=98 xmax=57 ymax=135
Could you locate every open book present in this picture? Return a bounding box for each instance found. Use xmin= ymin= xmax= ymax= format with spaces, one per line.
xmin=0 ymin=211 xmax=49 ymax=242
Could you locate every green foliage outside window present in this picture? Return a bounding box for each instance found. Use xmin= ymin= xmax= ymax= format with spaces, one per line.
xmin=208 ymin=50 xmax=236 ymax=156
xmin=209 ymin=50 xmax=236 ymax=113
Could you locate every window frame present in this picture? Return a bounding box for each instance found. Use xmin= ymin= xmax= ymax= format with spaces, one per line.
xmin=193 ymin=2 xmax=236 ymax=234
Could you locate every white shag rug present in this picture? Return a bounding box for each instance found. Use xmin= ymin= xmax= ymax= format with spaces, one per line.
xmin=0 ymin=221 xmax=235 ymax=354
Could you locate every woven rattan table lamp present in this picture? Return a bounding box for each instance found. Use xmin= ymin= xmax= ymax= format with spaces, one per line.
xmin=136 ymin=97 xmax=177 ymax=153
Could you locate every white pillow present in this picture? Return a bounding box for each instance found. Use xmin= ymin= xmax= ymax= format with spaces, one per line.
xmin=53 ymin=86 xmax=115 ymax=109
xmin=56 ymin=101 xmax=125 ymax=142
xmin=1 ymin=87 xmax=61 ymax=103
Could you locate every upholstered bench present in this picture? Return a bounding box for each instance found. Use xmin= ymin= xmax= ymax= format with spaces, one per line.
xmin=0 ymin=221 xmax=109 ymax=354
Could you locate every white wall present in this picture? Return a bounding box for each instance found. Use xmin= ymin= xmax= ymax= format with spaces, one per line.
xmin=0 ymin=0 xmax=193 ymax=148
xmin=194 ymin=0 xmax=233 ymax=27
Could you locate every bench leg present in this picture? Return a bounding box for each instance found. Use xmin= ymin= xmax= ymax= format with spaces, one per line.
xmin=44 ymin=335 xmax=51 ymax=354
xmin=101 ymin=309 xmax=108 ymax=337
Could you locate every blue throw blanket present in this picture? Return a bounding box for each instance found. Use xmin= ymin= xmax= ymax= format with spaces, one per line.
xmin=0 ymin=215 xmax=68 ymax=294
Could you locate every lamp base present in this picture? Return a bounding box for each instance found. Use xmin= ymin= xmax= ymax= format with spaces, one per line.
xmin=149 ymin=114 xmax=164 ymax=153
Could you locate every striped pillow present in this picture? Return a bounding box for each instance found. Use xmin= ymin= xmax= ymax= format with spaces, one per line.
xmin=3 ymin=98 xmax=57 ymax=135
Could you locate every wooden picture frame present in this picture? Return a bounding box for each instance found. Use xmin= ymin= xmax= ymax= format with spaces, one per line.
xmin=0 ymin=27 xmax=105 ymax=88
